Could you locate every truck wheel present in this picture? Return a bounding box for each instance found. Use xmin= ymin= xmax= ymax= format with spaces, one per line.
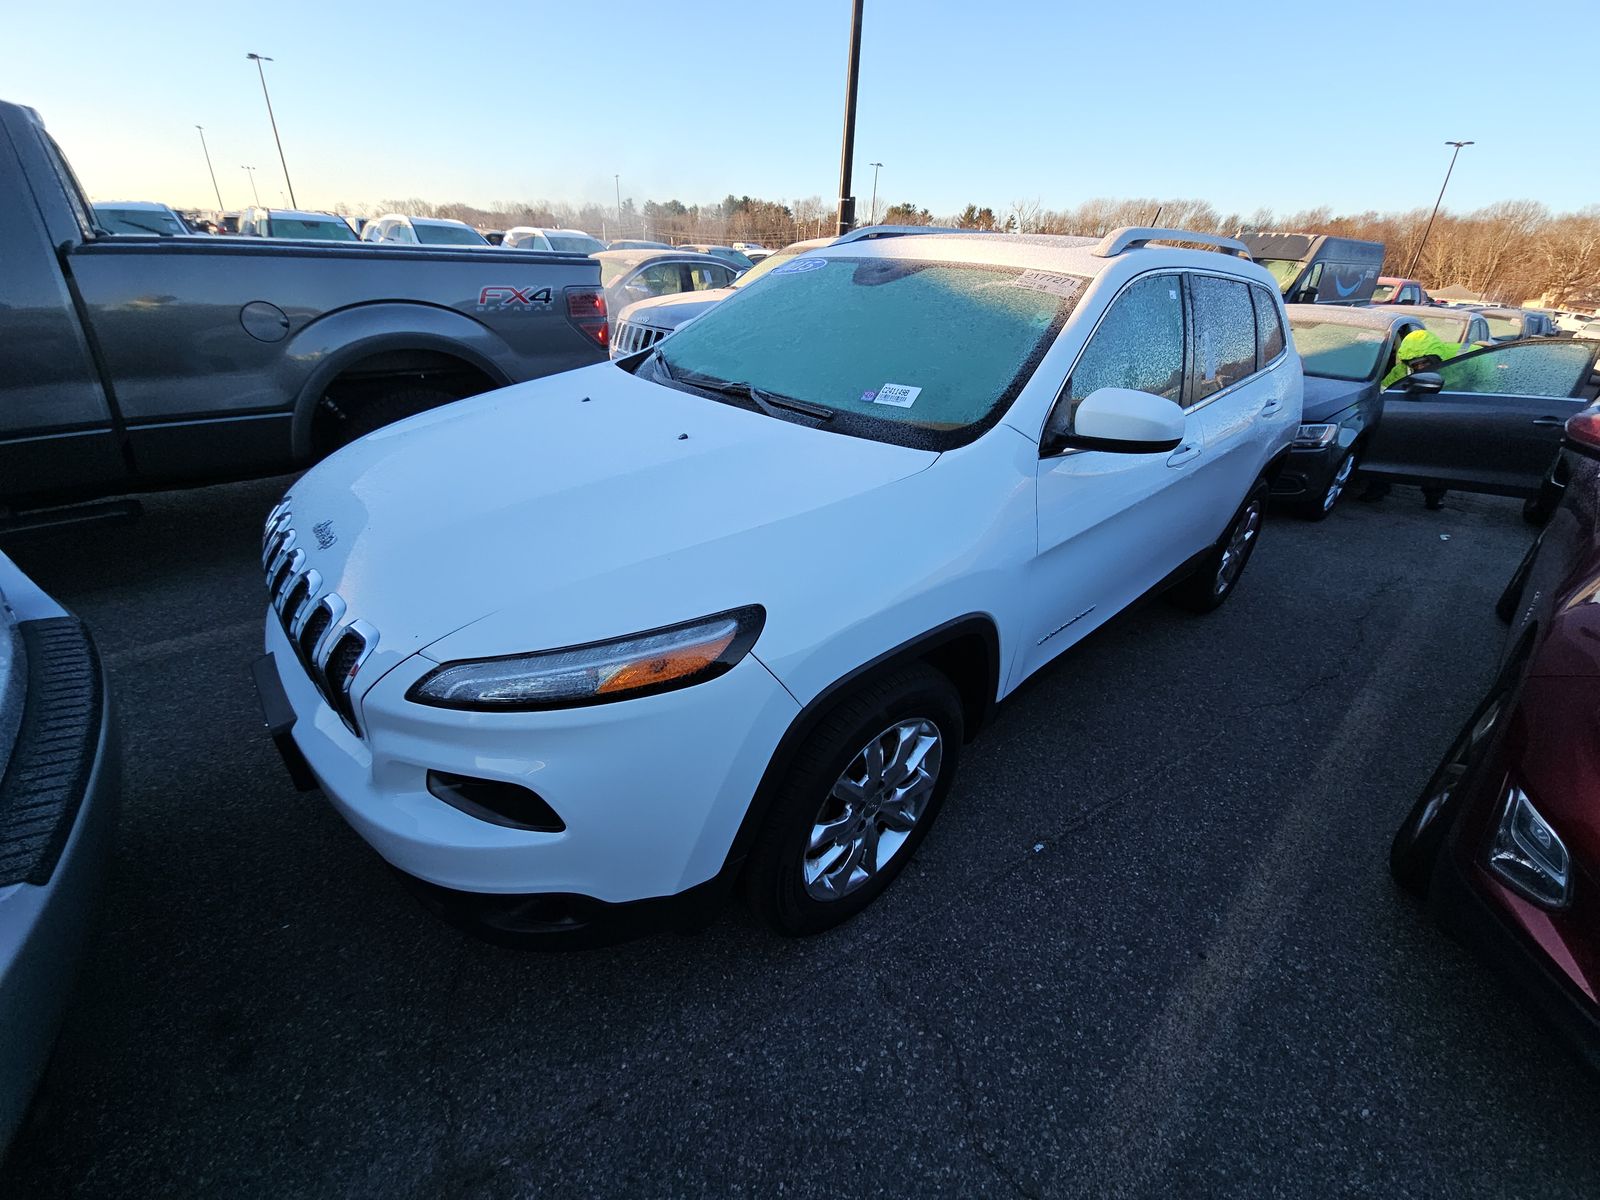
xmin=325 ymin=385 xmax=459 ymax=447
xmin=743 ymin=665 xmax=964 ymax=936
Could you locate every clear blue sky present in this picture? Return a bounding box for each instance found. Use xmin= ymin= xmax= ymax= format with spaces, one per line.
xmin=3 ymin=0 xmax=1593 ymax=219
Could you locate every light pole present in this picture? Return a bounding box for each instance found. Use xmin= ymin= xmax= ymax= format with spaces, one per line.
xmin=615 ymin=173 xmax=622 ymax=231
xmin=195 ymin=125 xmax=224 ymax=210
xmin=245 ymin=53 xmax=297 ymax=209
xmin=1406 ymin=140 xmax=1473 ymax=279
xmin=868 ymin=162 xmax=882 ymax=226
xmin=835 ymin=0 xmax=864 ymax=234
xmin=241 ymin=165 xmax=260 ymax=206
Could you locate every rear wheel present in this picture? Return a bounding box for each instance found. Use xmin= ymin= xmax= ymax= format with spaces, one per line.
xmin=1169 ymin=479 xmax=1268 ymax=613
xmin=317 ymin=384 xmax=461 ymax=453
xmin=743 ymin=665 xmax=963 ymax=936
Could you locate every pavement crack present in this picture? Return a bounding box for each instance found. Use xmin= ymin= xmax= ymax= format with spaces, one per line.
xmin=880 ymin=980 xmax=1040 ymax=1200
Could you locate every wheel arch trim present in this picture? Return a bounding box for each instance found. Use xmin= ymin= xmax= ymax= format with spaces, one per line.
xmin=723 ymin=615 xmax=1000 ymax=878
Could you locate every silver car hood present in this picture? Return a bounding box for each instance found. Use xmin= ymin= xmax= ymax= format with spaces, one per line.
xmin=616 ymin=288 xmax=735 ymax=331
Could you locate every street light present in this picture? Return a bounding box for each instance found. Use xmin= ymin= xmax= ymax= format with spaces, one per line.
xmin=615 ymin=173 xmax=622 ymax=230
xmin=868 ymin=162 xmax=882 ymax=227
xmin=245 ymin=53 xmax=297 ymax=209
xmin=835 ymin=0 xmax=864 ymax=234
xmin=195 ymin=125 xmax=224 ymax=211
xmin=240 ymin=165 xmax=260 ymax=206
xmin=1406 ymin=140 xmax=1474 ymax=279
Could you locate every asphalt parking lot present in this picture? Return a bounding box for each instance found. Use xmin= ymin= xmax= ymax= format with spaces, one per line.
xmin=3 ymin=476 xmax=1598 ymax=1199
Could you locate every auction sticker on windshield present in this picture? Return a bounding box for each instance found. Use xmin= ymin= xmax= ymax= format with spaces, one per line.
xmin=1012 ymin=270 xmax=1086 ymax=300
xmin=873 ymin=383 xmax=921 ymax=408
xmin=772 ymin=257 xmax=828 ymax=275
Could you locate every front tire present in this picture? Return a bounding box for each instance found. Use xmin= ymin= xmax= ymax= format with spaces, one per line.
xmin=743 ymin=665 xmax=964 ymax=936
xmin=1390 ymin=689 xmax=1505 ymax=897
xmin=1302 ymin=447 xmax=1357 ymax=521
xmin=1169 ymin=479 xmax=1268 ymax=613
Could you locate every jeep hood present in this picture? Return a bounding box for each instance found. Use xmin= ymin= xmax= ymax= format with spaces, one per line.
xmin=277 ymin=362 xmax=937 ymax=681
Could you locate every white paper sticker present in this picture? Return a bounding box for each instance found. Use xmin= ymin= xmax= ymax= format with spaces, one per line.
xmin=874 ymin=383 xmax=921 ymax=408
xmin=1012 ymin=270 xmax=1086 ymax=300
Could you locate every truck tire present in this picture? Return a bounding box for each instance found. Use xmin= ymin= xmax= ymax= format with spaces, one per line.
xmin=328 ymin=385 xmax=460 ymax=447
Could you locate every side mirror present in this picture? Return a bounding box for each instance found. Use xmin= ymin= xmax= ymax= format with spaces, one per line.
xmin=1050 ymin=387 xmax=1185 ymax=454
xmin=1401 ymin=371 xmax=1443 ymax=395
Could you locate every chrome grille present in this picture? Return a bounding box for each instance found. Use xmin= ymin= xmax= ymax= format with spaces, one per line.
xmin=261 ymin=496 xmax=378 ymax=736
xmin=610 ymin=320 xmax=669 ymax=359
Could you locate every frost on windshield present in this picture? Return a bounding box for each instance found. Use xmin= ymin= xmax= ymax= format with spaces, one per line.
xmin=1288 ymin=321 xmax=1387 ymax=382
xmin=658 ymin=257 xmax=1082 ymax=434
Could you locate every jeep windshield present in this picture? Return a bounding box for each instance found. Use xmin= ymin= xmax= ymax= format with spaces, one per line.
xmin=644 ymin=256 xmax=1083 ymax=449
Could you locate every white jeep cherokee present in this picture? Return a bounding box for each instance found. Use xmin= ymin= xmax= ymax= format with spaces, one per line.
xmin=254 ymin=227 xmax=1301 ymax=943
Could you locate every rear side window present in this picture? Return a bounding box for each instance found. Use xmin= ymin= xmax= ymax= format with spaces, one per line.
xmin=1191 ymin=275 xmax=1257 ymax=399
xmin=1050 ymin=273 xmax=1185 ymax=438
xmin=1252 ymin=286 xmax=1286 ymax=363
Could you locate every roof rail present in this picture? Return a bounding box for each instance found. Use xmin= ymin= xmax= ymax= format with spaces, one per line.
xmin=1092 ymin=226 xmax=1251 ymax=259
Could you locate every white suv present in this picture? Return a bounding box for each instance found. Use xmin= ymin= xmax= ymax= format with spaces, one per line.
xmin=254 ymin=228 xmax=1301 ymax=943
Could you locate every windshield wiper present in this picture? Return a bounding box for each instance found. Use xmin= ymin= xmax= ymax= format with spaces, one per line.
xmin=651 ymin=352 xmax=834 ymax=421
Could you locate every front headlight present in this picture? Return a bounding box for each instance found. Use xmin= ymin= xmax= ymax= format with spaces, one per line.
xmin=1488 ymin=784 xmax=1571 ymax=908
xmin=1293 ymin=423 xmax=1339 ymax=449
xmin=407 ymin=606 xmax=765 ymax=711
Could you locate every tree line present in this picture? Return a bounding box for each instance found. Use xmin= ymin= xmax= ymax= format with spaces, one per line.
xmin=341 ymin=191 xmax=1600 ymax=308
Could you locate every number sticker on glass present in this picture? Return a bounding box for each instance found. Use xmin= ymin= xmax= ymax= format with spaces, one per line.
xmin=874 ymin=383 xmax=921 ymax=408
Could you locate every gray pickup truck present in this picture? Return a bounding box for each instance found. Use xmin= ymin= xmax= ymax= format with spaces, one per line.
xmin=0 ymin=100 xmax=609 ymax=509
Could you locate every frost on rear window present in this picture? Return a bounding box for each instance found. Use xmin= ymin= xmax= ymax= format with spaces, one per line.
xmin=654 ymin=257 xmax=1083 ymax=441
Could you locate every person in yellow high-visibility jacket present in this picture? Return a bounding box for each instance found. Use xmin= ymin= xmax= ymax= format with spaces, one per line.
xmin=1367 ymin=328 xmax=1465 ymax=507
xmin=1380 ymin=327 xmax=1460 ymax=389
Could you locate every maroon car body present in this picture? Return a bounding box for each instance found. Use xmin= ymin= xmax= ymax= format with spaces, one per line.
xmin=1392 ymin=403 xmax=1600 ymax=1064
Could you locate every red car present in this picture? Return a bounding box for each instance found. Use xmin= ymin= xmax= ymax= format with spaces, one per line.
xmin=1391 ymin=402 xmax=1600 ymax=1065
xmin=1371 ymin=276 xmax=1433 ymax=306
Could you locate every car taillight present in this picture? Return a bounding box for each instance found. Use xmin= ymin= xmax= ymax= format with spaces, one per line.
xmin=565 ymin=286 xmax=608 ymax=350
xmin=1566 ymin=409 xmax=1600 ymax=451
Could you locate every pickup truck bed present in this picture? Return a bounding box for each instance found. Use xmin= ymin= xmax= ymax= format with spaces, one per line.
xmin=0 ymin=100 xmax=609 ymax=507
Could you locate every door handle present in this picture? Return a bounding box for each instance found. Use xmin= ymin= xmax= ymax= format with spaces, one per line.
xmin=1532 ymin=416 xmax=1565 ymax=426
xmin=1167 ymin=442 xmax=1201 ymax=467
xmin=1259 ymin=400 xmax=1282 ymax=417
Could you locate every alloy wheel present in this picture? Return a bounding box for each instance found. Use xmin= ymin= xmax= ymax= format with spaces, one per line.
xmin=1214 ymin=500 xmax=1263 ymax=596
xmin=802 ymin=719 xmax=943 ymax=901
xmin=1322 ymin=451 xmax=1356 ymax=513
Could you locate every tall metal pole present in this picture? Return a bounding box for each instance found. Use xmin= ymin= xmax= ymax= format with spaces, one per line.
xmin=246 ymin=53 xmax=296 ymax=209
xmin=868 ymin=161 xmax=882 ymax=227
xmin=615 ymin=174 xmax=622 ymax=230
xmin=196 ymin=125 xmax=224 ymax=210
xmin=1405 ymin=140 xmax=1473 ymax=279
xmin=835 ymin=0 xmax=864 ymax=235
xmin=241 ymin=165 xmax=260 ymax=206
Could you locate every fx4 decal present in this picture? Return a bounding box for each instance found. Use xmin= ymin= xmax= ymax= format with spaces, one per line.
xmin=477 ymin=285 xmax=554 ymax=311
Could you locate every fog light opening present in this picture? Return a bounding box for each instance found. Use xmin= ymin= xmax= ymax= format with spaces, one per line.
xmin=1488 ymin=784 xmax=1570 ymax=908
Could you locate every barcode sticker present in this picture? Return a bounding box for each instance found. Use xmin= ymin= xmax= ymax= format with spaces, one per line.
xmin=874 ymin=383 xmax=921 ymax=408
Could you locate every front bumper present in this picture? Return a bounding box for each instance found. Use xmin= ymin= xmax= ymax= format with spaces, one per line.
xmin=1269 ymin=444 xmax=1337 ymax=502
xmin=1433 ymin=825 xmax=1600 ymax=1072
xmin=261 ymin=614 xmax=800 ymax=917
xmin=0 ymin=619 xmax=118 ymax=1151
